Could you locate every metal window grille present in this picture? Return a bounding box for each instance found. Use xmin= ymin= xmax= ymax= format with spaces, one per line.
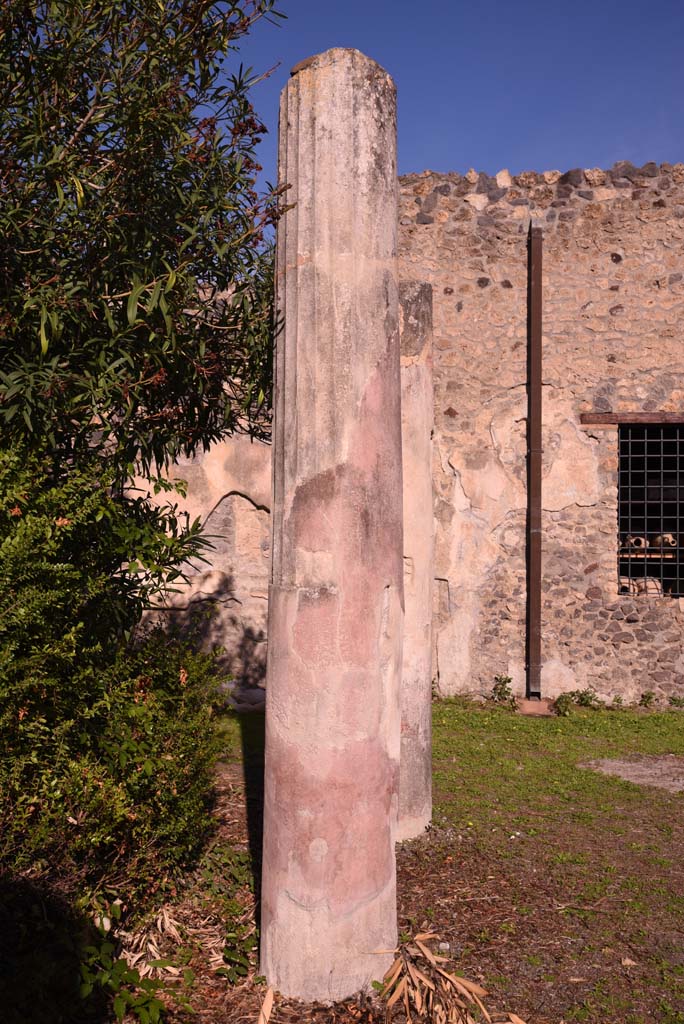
xmin=618 ymin=424 xmax=684 ymax=597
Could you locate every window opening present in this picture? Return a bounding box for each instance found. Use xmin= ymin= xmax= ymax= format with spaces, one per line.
xmin=619 ymin=423 xmax=684 ymax=596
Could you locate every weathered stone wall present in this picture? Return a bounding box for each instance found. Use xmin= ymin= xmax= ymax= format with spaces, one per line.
xmin=164 ymin=160 xmax=684 ymax=705
xmin=398 ymin=161 xmax=684 ymax=702
xmin=153 ymin=434 xmax=271 ymax=690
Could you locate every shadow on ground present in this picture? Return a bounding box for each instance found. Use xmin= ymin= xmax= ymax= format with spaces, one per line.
xmin=0 ymin=875 xmax=109 ymax=1024
xmin=237 ymin=710 xmax=266 ymax=908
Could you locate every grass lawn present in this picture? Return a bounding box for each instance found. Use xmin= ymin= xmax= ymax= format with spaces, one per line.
xmin=397 ymin=698 xmax=684 ymax=1024
xmin=166 ymin=700 xmax=684 ymax=1024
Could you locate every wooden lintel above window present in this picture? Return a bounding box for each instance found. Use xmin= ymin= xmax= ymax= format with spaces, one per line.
xmin=580 ymin=412 xmax=684 ymax=425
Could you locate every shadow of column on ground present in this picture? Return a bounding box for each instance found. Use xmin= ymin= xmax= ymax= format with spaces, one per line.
xmin=237 ymin=710 xmax=266 ymax=913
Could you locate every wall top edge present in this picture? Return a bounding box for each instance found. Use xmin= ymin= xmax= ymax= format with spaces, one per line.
xmin=399 ymin=161 xmax=683 ymax=190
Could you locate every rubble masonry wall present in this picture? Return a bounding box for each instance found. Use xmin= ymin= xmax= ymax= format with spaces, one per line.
xmin=399 ymin=161 xmax=684 ymax=702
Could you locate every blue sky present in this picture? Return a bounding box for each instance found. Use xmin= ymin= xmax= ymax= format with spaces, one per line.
xmin=238 ymin=0 xmax=684 ymax=185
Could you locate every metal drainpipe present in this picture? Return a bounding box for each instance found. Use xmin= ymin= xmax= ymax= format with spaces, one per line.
xmin=526 ymin=225 xmax=543 ymax=699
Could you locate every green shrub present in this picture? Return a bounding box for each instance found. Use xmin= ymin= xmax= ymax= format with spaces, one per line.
xmin=0 ymin=447 xmax=221 ymax=901
xmin=1 ymin=628 xmax=221 ymax=896
xmin=0 ymin=0 xmax=283 ymax=1011
xmin=0 ymin=447 xmax=225 ymax=1023
xmin=0 ymin=446 xmax=205 ymax=664
xmin=554 ymin=688 xmax=605 ymax=716
xmin=80 ymin=935 xmax=166 ymax=1024
xmin=554 ymin=692 xmax=574 ymax=717
xmin=491 ymin=674 xmax=516 ymax=707
xmin=568 ymin=686 xmax=603 ymax=709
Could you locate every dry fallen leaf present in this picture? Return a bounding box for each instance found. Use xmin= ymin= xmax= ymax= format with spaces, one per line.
xmin=380 ymin=956 xmax=403 ymax=996
xmin=447 ymin=973 xmax=488 ymax=999
xmin=387 ymin=975 xmax=407 ymax=1009
xmin=414 ymin=939 xmax=437 ymax=965
xmin=257 ymin=986 xmax=274 ymax=1024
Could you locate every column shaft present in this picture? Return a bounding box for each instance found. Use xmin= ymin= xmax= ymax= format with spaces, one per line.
xmin=260 ymin=48 xmax=402 ymax=1002
xmin=398 ymin=282 xmax=434 ymax=841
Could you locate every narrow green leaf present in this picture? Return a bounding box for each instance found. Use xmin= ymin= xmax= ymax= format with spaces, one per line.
xmin=127 ymin=285 xmax=144 ymax=326
xmin=146 ymin=279 xmax=162 ymax=313
xmin=39 ymin=310 xmax=48 ymax=356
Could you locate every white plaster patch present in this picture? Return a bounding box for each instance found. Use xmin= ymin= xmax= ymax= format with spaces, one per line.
xmin=309 ymin=838 xmax=328 ymax=863
xmin=435 ymin=611 xmax=474 ymax=696
xmin=449 ymin=448 xmax=525 ymax=518
xmin=507 ymin=659 xmax=526 ymax=697
xmin=543 ymin=419 xmax=601 ymax=510
xmin=540 ymin=658 xmax=577 ymax=699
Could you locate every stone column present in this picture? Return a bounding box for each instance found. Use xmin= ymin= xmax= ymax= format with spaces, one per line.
xmin=398 ymin=282 xmax=434 ymax=841
xmin=260 ymin=49 xmax=402 ymax=1002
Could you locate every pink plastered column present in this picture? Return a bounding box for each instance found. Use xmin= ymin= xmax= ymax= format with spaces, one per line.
xmin=398 ymin=282 xmax=435 ymax=841
xmin=260 ymin=49 xmax=403 ymax=1001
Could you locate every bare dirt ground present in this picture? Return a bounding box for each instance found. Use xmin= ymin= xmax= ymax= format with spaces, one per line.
xmin=581 ymin=754 xmax=684 ymax=792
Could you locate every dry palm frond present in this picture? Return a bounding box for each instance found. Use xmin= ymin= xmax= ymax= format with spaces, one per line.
xmin=377 ymin=933 xmax=526 ymax=1024
xmin=117 ymin=901 xmax=229 ymax=978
